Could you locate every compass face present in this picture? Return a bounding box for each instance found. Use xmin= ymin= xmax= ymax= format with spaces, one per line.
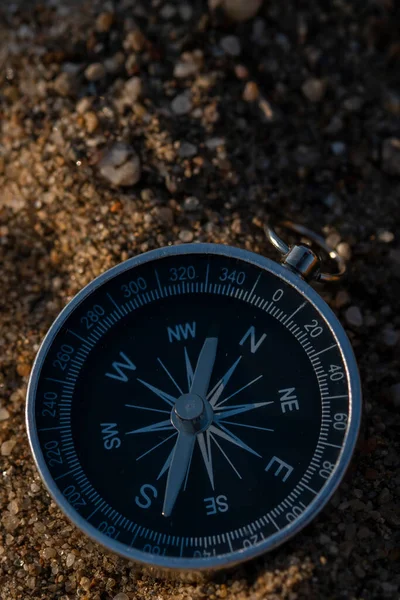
xmin=27 ymin=245 xmax=361 ymax=569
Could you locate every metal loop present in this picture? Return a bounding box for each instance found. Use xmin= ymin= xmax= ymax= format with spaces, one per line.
xmin=264 ymin=220 xmax=346 ymax=283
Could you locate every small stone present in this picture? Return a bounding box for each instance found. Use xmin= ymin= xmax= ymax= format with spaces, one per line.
xmin=153 ymin=207 xmax=174 ymax=226
xmin=179 ymin=5 xmax=193 ymax=21
xmin=1 ymin=439 xmax=16 ymax=455
xmin=343 ymin=96 xmax=363 ymax=112
xmin=243 ymin=81 xmax=259 ymax=102
xmin=84 ymin=111 xmax=99 ymax=133
xmin=66 ymin=553 xmax=76 ymax=567
xmin=345 ymin=306 xmax=363 ymax=328
xmin=53 ymin=72 xmax=76 ymax=97
xmin=95 ymin=11 xmax=114 ymax=33
xmin=113 ymin=594 xmax=129 ymax=600
xmin=123 ymin=30 xmax=146 ymax=53
xmin=123 ymin=77 xmax=142 ymax=103
xmin=80 ymin=577 xmax=91 ymax=591
xmin=337 ymin=242 xmax=352 ymax=260
xmin=323 ymin=192 xmax=338 ymax=208
xmin=183 ymin=196 xmax=200 ymax=211
xmin=378 ymin=230 xmax=394 ymax=243
xmin=179 ymin=229 xmax=194 ymax=242
xmin=213 ymin=0 xmax=263 ymax=22
xmin=160 ymin=4 xmax=176 ymax=19
xmin=0 ymin=407 xmax=10 ymax=421
xmin=382 ymin=138 xmax=400 ymax=176
xmin=235 ymin=64 xmax=249 ymax=79
xmin=331 ymin=141 xmax=346 ymax=156
xmin=76 ymin=97 xmax=93 ymax=114
xmin=171 ymin=93 xmax=192 ymax=115
xmin=205 ymin=137 xmax=225 ymax=149
xmin=105 ymin=52 xmax=125 ymax=74
xmin=42 ymin=547 xmax=57 ymax=560
xmin=98 ymin=142 xmax=141 ymax=187
xmin=179 ymin=142 xmax=197 ymax=158
xmin=174 ymin=61 xmax=199 ymax=78
xmin=84 ymin=63 xmax=106 ymax=81
xmin=220 ymin=35 xmax=241 ymax=57
xmin=382 ymin=327 xmax=399 ymax=347
xmin=301 ymin=78 xmax=326 ymax=102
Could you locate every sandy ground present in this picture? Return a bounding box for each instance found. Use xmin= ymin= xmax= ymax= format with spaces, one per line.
xmin=1 ymin=1 xmax=400 ymax=598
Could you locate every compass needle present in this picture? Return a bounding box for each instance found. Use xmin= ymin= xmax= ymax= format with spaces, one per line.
xmin=27 ymin=241 xmax=361 ymax=569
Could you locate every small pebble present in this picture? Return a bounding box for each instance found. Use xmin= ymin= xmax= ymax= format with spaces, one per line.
xmin=76 ymin=97 xmax=93 ymax=114
xmin=95 ymin=11 xmax=114 ymax=33
xmin=337 ymin=242 xmax=352 ymax=260
xmin=113 ymin=594 xmax=129 ymax=600
xmin=0 ymin=407 xmax=10 ymax=421
xmin=220 ymin=35 xmax=242 ymax=57
xmin=160 ymin=4 xmax=176 ymax=19
xmin=179 ymin=230 xmax=194 ymax=242
xmin=84 ymin=111 xmax=99 ymax=133
xmin=345 ymin=306 xmax=363 ymax=328
xmin=42 ymin=547 xmax=57 ymax=560
xmin=382 ymin=138 xmax=400 ymax=176
xmin=84 ymin=63 xmax=106 ymax=81
xmin=98 ymin=142 xmax=141 ymax=187
xmin=53 ymin=72 xmax=76 ymax=97
xmin=123 ymin=77 xmax=142 ymax=103
xmin=171 ymin=93 xmax=192 ymax=115
xmin=215 ymin=0 xmax=263 ymax=22
xmin=66 ymin=553 xmax=75 ymax=567
xmin=174 ymin=61 xmax=199 ymax=78
xmin=302 ymin=78 xmax=326 ymax=102
xmin=1 ymin=439 xmax=16 ymax=456
xmin=243 ymin=81 xmax=259 ymax=102
xmin=331 ymin=141 xmax=346 ymax=156
xmin=235 ymin=64 xmax=249 ymax=79
xmin=382 ymin=327 xmax=399 ymax=347
xmin=179 ymin=142 xmax=197 ymax=158
xmin=123 ymin=30 xmax=146 ymax=53
xmin=378 ymin=230 xmax=394 ymax=243
xmin=183 ymin=196 xmax=200 ymax=211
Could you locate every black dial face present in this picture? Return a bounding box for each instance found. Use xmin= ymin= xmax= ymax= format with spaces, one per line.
xmin=30 ymin=247 xmax=355 ymax=567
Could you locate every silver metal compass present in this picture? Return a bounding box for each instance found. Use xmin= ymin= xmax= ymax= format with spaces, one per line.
xmin=26 ymin=222 xmax=362 ymax=571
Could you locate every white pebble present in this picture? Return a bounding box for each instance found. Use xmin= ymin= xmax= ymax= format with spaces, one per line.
xmin=0 ymin=407 xmax=10 ymax=421
xmin=302 ymin=77 xmax=326 ymax=103
xmin=179 ymin=230 xmax=194 ymax=242
xmin=1 ymin=439 xmax=16 ymax=456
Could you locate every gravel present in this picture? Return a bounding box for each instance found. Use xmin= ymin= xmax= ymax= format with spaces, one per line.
xmin=1 ymin=1 xmax=400 ymax=599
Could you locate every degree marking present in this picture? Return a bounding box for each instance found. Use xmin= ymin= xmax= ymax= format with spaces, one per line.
xmin=205 ymin=263 xmax=210 ymax=292
xmin=154 ymin=269 xmax=164 ymax=297
xmin=249 ymin=273 xmax=261 ymax=296
xmin=311 ymin=344 xmax=337 ymax=357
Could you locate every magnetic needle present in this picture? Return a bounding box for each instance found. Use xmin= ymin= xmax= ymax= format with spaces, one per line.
xmin=26 ymin=223 xmax=361 ymax=571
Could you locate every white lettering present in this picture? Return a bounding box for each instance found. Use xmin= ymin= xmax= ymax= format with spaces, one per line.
xmin=105 ymin=352 xmax=136 ymax=382
xmin=167 ymin=322 xmax=196 ymax=343
xmin=265 ymin=456 xmax=294 ymax=482
xmin=278 ymin=388 xmax=299 ymax=413
xmin=239 ymin=326 xmax=266 ymax=353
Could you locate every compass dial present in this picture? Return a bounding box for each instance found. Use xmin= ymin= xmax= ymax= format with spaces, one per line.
xmin=27 ymin=245 xmax=361 ymax=569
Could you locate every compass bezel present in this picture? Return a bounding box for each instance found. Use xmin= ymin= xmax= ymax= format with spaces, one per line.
xmin=26 ymin=243 xmax=362 ymax=571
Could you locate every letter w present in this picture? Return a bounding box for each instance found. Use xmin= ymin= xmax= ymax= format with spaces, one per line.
xmin=167 ymin=322 xmax=196 ymax=343
xmin=105 ymin=352 xmax=136 ymax=382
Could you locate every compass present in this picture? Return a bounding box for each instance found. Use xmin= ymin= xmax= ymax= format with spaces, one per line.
xmin=26 ymin=224 xmax=362 ymax=571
